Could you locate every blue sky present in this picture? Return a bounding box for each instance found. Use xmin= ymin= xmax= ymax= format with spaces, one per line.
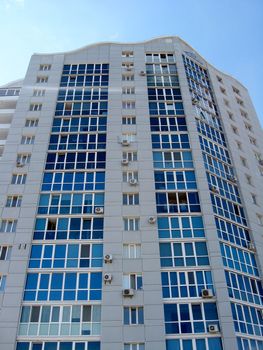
xmin=0 ymin=0 xmax=262 ymax=124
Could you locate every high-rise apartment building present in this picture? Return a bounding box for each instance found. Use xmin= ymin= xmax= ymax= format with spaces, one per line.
xmin=0 ymin=36 xmax=262 ymax=350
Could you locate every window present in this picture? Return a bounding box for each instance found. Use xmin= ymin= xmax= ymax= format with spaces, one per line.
xmin=160 ymin=241 xmax=209 ymax=267
xmin=164 ymin=302 xmax=219 ymax=335
xmin=231 ymin=125 xmax=238 ymax=135
xmin=224 ymin=99 xmax=230 ymax=107
xmin=123 ymin=171 xmax=138 ymax=183
xmin=123 ymin=193 xmax=139 ymax=205
xmin=240 ymin=109 xmax=248 ymax=119
xmin=236 ymin=98 xmax=244 ymax=106
xmin=245 ymin=174 xmax=252 ymax=185
xmin=231 ymin=303 xmax=263 ymax=337
xmin=25 ymin=119 xmax=39 ymax=127
xmin=0 ymin=219 xmax=17 ymax=232
xmin=122 ymin=51 xmax=134 ymax=58
xmin=17 ymin=153 xmax=31 ymax=166
xmin=124 ymin=307 xmax=144 ymax=325
xmin=36 ymin=76 xmax=48 ymax=83
xmin=29 ymin=103 xmax=42 ymax=111
xmin=122 ymin=101 xmax=135 ymax=109
xmin=161 ymin=270 xmax=214 ymax=299
xmin=122 ymin=87 xmax=135 ymax=94
xmin=216 ymin=75 xmax=223 ymax=83
xmin=122 ymin=116 xmax=136 ymax=125
xmin=18 ymin=304 xmax=101 ymax=337
xmin=123 ymin=244 xmax=141 ymax=259
xmin=166 ymin=338 xmax=223 ymax=350
xmin=21 ymin=136 xmax=35 ymax=145
xmin=11 ymin=174 xmax=27 ymax=185
xmin=244 ymin=122 xmax=252 ymax=132
xmin=158 ymin=216 xmax=205 ymax=239
xmin=0 ymin=275 xmax=7 ymax=291
xmin=156 ymin=191 xmax=201 ymax=214
xmin=236 ymin=141 xmax=242 ymax=150
xmin=37 ymin=192 xmax=104 ymax=215
xmin=122 ymin=151 xmax=137 ymax=162
xmin=251 ymin=194 xmax=257 ymax=205
xmin=29 ymin=243 xmax=103 ymax=269
xmin=227 ymin=111 xmax=234 ymax=120
xmin=240 ymin=157 xmax=248 ymax=167
xmin=33 ymin=89 xmax=45 ymax=97
xmin=122 ymin=133 xmax=136 ymax=142
xmin=0 ymin=246 xmax=11 ymax=260
xmin=123 ymin=218 xmax=139 ymax=231
xmin=122 ymin=74 xmax=134 ymax=81
xmin=123 ymin=273 xmax=143 ymax=290
xmin=220 ymin=87 xmax=226 ymax=95
xmin=23 ymin=272 xmax=102 ymax=301
xmin=42 ymin=171 xmax=105 ymax=192
xmin=256 ymin=214 xmax=263 ymax=226
xmin=40 ymin=64 xmax=51 ymax=71
xmin=33 ymin=217 xmax=103 ymax=241
xmin=124 ymin=344 xmax=144 ymax=350
xmin=232 ymin=86 xmax=240 ymax=95
xmin=220 ymin=242 xmax=258 ymax=276
xmin=249 ymin=137 xmax=257 ymax=146
xmin=6 ymin=196 xmax=22 ymax=207
xmin=16 ymin=342 xmax=101 ymax=350
xmin=146 ymin=52 xmax=176 ymax=63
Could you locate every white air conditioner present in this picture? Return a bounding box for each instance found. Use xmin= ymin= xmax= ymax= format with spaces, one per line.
xmin=129 ymin=178 xmax=138 ymax=186
xmin=104 ymin=273 xmax=112 ymax=283
xmin=16 ymin=161 xmax=24 ymax=167
xmin=122 ymin=288 xmax=134 ymax=297
xmin=148 ymin=216 xmax=156 ymax=224
xmin=140 ymin=71 xmax=146 ymax=76
xmin=95 ymin=207 xmax=104 ymax=214
xmin=209 ymin=185 xmax=219 ymax=194
xmin=208 ymin=324 xmax=219 ymax=333
xmin=201 ymin=288 xmax=213 ymax=299
xmin=121 ymin=159 xmax=129 ymax=165
xmin=122 ymin=139 xmax=130 ymax=146
xmin=192 ymin=97 xmax=199 ymax=105
xmin=248 ymin=242 xmax=256 ymax=252
xmin=104 ymin=254 xmax=113 ymax=263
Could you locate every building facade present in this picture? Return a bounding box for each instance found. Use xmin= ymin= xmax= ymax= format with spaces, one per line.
xmin=0 ymin=36 xmax=263 ymax=350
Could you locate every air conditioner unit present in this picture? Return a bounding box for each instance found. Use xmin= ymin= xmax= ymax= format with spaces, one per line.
xmin=95 ymin=207 xmax=104 ymax=214
xmin=129 ymin=178 xmax=137 ymax=186
xmin=192 ymin=97 xmax=199 ymax=105
xmin=16 ymin=161 xmax=24 ymax=167
xmin=122 ymin=139 xmax=130 ymax=146
xmin=201 ymin=289 xmax=213 ymax=299
xmin=121 ymin=159 xmax=129 ymax=165
xmin=208 ymin=324 xmax=219 ymax=333
xmin=209 ymin=185 xmax=219 ymax=194
xmin=104 ymin=273 xmax=112 ymax=283
xmin=148 ymin=216 xmax=156 ymax=224
xmin=248 ymin=242 xmax=256 ymax=252
xmin=104 ymin=254 xmax=113 ymax=263
xmin=122 ymin=288 xmax=134 ymax=297
xmin=140 ymin=71 xmax=146 ymax=76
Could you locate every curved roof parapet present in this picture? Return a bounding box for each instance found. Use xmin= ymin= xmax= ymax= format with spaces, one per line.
xmin=0 ymin=78 xmax=24 ymax=88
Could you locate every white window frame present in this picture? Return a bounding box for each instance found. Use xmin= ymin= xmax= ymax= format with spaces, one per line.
xmin=0 ymin=220 xmax=17 ymax=232
xmin=11 ymin=174 xmax=27 ymax=185
xmin=6 ymin=196 xmax=22 ymax=207
xmin=0 ymin=246 xmax=11 ymax=260
xmin=123 ymin=218 xmax=139 ymax=231
xmin=25 ymin=119 xmax=39 ymax=127
xmin=123 ymin=244 xmax=141 ymax=259
xmin=21 ymin=136 xmax=35 ymax=145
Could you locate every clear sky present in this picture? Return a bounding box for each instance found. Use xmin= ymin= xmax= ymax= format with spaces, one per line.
xmin=0 ymin=0 xmax=262 ymax=124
